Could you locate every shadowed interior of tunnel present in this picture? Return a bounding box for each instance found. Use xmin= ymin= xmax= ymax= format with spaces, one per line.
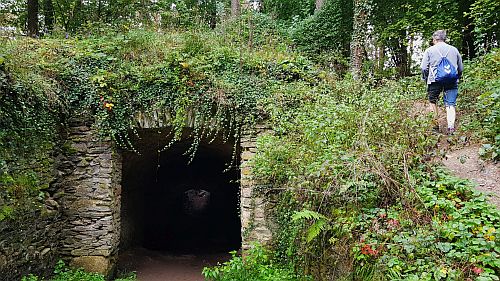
xmin=120 ymin=129 xmax=241 ymax=254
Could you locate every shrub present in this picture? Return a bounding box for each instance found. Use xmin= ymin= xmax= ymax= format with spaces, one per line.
xmin=461 ymin=49 xmax=500 ymax=160
xmin=263 ymin=0 xmax=315 ymax=21
xmin=202 ymin=243 xmax=309 ymax=281
xmin=352 ymin=168 xmax=500 ymax=280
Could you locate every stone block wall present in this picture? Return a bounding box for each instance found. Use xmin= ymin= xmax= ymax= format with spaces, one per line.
xmin=240 ymin=124 xmax=274 ymax=250
xmin=53 ymin=118 xmax=122 ymax=275
xmin=0 ymin=140 xmax=62 ymax=280
xmin=0 ymin=207 xmax=62 ymax=280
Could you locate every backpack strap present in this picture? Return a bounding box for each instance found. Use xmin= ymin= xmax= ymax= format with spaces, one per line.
xmin=444 ymin=46 xmax=451 ymax=57
xmin=436 ymin=46 xmax=451 ymax=58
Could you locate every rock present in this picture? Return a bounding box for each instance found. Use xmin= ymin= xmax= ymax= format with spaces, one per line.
xmin=70 ymin=256 xmax=110 ymax=274
xmin=45 ymin=198 xmax=59 ymax=210
xmin=40 ymin=248 xmax=51 ymax=256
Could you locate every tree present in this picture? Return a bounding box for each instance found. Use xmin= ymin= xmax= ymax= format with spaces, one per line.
xmin=27 ymin=0 xmax=39 ymax=37
xmin=263 ymin=0 xmax=315 ymax=21
xmin=231 ymin=0 xmax=241 ymax=16
xmin=291 ymin=0 xmax=353 ymax=55
xmin=458 ymin=0 xmax=476 ymax=59
xmin=469 ymin=0 xmax=500 ymax=53
xmin=368 ymin=0 xmax=463 ymax=77
xmin=350 ymin=0 xmax=370 ymax=79
xmin=43 ymin=0 xmax=54 ymax=32
xmin=315 ymin=0 xmax=325 ymax=11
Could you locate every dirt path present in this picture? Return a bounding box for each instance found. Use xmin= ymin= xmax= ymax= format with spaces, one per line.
xmin=412 ymin=101 xmax=500 ymax=207
xmin=441 ymin=145 xmax=500 ymax=208
xmin=117 ymin=248 xmax=231 ymax=281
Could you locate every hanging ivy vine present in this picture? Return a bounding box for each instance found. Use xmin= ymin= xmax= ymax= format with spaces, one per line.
xmin=0 ymin=25 xmax=320 ymax=163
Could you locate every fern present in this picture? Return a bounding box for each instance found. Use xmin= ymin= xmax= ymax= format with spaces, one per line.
xmin=292 ymin=209 xmax=329 ymax=243
xmin=292 ymin=209 xmax=327 ymax=221
xmin=307 ymin=220 xmax=328 ymax=242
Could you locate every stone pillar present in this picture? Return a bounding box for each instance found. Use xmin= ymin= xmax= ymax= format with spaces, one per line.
xmin=240 ymin=124 xmax=273 ymax=250
xmin=56 ymin=118 xmax=121 ymax=275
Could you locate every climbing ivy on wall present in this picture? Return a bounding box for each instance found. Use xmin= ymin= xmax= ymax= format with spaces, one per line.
xmin=1 ymin=25 xmax=316 ymax=151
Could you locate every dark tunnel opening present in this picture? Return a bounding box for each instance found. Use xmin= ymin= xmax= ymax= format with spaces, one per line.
xmin=120 ymin=129 xmax=241 ymax=254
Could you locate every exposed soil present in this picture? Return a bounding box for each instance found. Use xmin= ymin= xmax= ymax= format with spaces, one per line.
xmin=412 ymin=101 xmax=500 ymax=208
xmin=117 ymin=248 xmax=231 ymax=281
xmin=441 ymin=145 xmax=500 ymax=208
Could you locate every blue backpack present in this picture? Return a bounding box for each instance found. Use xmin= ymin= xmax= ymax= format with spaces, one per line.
xmin=434 ymin=47 xmax=458 ymax=83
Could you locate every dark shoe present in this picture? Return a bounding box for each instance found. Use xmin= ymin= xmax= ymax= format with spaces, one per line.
xmin=447 ymin=127 xmax=456 ymax=136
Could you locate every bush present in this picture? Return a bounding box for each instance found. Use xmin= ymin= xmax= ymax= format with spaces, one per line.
xmin=251 ymin=71 xmax=500 ymax=279
xmin=461 ymin=49 xmax=500 ymax=160
xmin=353 ymin=169 xmax=500 ymax=280
xmin=202 ymin=244 xmax=309 ymax=281
xmin=263 ymin=0 xmax=315 ymax=21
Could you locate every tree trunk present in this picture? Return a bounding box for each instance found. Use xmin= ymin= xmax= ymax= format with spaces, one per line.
xmin=43 ymin=0 xmax=54 ymax=32
xmin=209 ymin=11 xmax=217 ymax=29
xmin=248 ymin=12 xmax=253 ymax=50
xmin=461 ymin=19 xmax=476 ymax=59
xmin=376 ymin=44 xmax=385 ymax=74
xmin=231 ymin=0 xmax=241 ymax=17
xmin=72 ymin=0 xmax=83 ymax=31
xmin=97 ymin=0 xmax=102 ymax=21
xmin=350 ymin=0 xmax=370 ymax=79
xmin=396 ymin=38 xmax=409 ymax=77
xmin=27 ymin=0 xmax=39 ymax=37
xmin=206 ymin=0 xmax=216 ymax=29
xmin=458 ymin=0 xmax=475 ymax=59
xmin=315 ymin=0 xmax=325 ymax=12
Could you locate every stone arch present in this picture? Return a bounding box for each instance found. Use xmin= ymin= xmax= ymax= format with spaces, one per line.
xmin=56 ymin=115 xmax=273 ymax=275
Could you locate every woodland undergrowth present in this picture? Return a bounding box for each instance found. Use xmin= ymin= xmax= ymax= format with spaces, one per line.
xmin=1 ymin=16 xmax=499 ymax=281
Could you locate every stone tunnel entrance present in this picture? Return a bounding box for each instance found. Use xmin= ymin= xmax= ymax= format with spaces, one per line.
xmin=60 ymin=119 xmax=272 ymax=277
xmin=120 ymin=129 xmax=242 ymax=255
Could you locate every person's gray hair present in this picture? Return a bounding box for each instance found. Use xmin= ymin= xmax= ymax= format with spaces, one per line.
xmin=432 ymin=30 xmax=447 ymax=41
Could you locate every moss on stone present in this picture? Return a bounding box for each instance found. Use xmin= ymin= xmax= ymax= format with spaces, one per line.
xmin=70 ymin=256 xmax=110 ymax=275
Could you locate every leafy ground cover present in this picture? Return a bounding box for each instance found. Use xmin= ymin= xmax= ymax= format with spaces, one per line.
xmin=202 ymin=244 xmax=310 ymax=281
xmin=22 ymin=261 xmax=136 ymax=281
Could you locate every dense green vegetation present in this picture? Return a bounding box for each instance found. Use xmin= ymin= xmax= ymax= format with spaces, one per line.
xmin=202 ymin=244 xmax=310 ymax=281
xmin=1 ymin=0 xmax=499 ymax=280
xmin=201 ymin=55 xmax=499 ymax=281
xmin=22 ymin=261 xmax=136 ymax=281
xmin=460 ymin=50 xmax=500 ymax=160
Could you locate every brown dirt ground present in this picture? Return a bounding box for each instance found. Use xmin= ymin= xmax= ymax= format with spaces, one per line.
xmin=117 ymin=248 xmax=231 ymax=281
xmin=441 ymin=145 xmax=500 ymax=208
xmin=413 ymin=101 xmax=500 ymax=208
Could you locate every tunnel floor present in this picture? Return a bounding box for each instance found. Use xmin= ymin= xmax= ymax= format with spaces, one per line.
xmin=117 ymin=247 xmax=231 ymax=281
xmin=117 ymin=129 xmax=241 ymax=278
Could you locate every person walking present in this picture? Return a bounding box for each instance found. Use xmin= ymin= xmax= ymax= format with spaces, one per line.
xmin=421 ymin=30 xmax=464 ymax=135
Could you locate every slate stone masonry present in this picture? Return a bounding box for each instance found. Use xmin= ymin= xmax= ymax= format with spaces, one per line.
xmin=240 ymin=124 xmax=273 ymax=250
xmin=55 ymin=118 xmax=122 ymax=275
